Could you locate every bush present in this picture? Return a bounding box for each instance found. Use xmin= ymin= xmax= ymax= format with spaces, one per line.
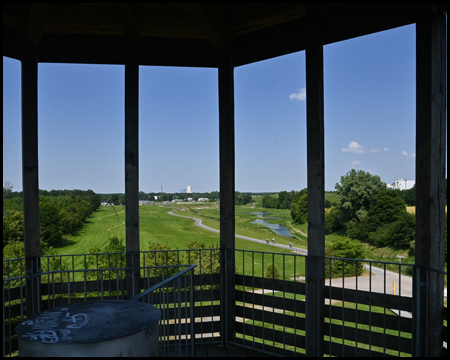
xmin=325 ymin=237 xmax=364 ymax=278
xmin=325 ymin=207 xmax=342 ymax=235
xmin=265 ymin=264 xmax=281 ymax=279
xmin=291 ymin=189 xmax=308 ymax=224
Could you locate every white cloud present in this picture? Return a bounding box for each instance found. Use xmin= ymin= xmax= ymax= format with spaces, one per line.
xmin=351 ymin=160 xmax=361 ymax=166
xmin=342 ymin=141 xmax=365 ymax=154
xmin=383 ymin=148 xmax=389 ymax=151
xmin=369 ymin=149 xmax=381 ymax=153
xmin=289 ymin=87 xmax=306 ymax=101
xmin=402 ymin=151 xmax=416 ymax=158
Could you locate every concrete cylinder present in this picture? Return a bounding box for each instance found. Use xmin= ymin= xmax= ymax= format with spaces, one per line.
xmin=16 ymin=300 xmax=160 ymax=357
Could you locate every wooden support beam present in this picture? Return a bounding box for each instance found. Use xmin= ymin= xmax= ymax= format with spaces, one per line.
xmin=125 ymin=34 xmax=140 ymax=299
xmin=181 ymin=3 xmax=230 ymax=54
xmin=305 ymin=8 xmax=325 ymax=357
xmin=23 ymin=3 xmax=51 ymax=48
xmin=414 ymin=3 xmax=446 ymax=357
xmin=22 ymin=44 xmax=41 ymax=317
xmin=218 ymin=52 xmax=235 ymax=346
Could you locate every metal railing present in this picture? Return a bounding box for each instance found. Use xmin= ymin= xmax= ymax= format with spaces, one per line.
xmin=231 ymin=249 xmax=447 ymax=357
xmin=3 ymin=249 xmax=447 ymax=357
xmin=131 ymin=264 xmax=197 ymax=357
xmin=3 ymin=251 xmax=206 ymax=357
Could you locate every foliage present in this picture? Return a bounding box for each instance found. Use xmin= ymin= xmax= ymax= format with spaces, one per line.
xmin=396 ymin=187 xmax=415 ymax=206
xmin=86 ymin=236 xmax=126 ymax=281
xmin=335 ymin=169 xmax=386 ymax=225
xmin=235 ymin=192 xmax=253 ymax=206
xmin=325 ymin=236 xmax=365 ymax=278
xmin=3 ymin=210 xmax=24 ymax=247
xmin=262 ymin=195 xmax=280 ymax=209
xmin=278 ymin=191 xmax=296 ymax=209
xmin=290 ymin=188 xmax=308 ymax=224
xmin=185 ymin=240 xmax=220 ymax=275
xmin=39 ymin=197 xmax=64 ymax=248
xmin=265 ymin=264 xmax=281 ymax=279
xmin=325 ymin=207 xmax=342 ymax=235
xmin=146 ymin=242 xmax=180 ymax=277
xmin=110 ymin=194 xmax=119 ymax=205
xmin=346 ymin=190 xmax=415 ymax=248
xmin=3 ymin=241 xmax=25 ymax=287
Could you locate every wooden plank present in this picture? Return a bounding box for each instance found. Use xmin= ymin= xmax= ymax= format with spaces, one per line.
xmin=415 ymin=3 xmax=447 ymax=357
xmin=218 ymin=52 xmax=235 ymax=346
xmin=326 ymin=303 xmax=412 ymax=334
xmin=181 ymin=3 xmax=230 ymax=53
xmin=235 ymin=290 xmax=306 ymax=314
xmin=325 ymin=284 xmax=413 ymax=312
xmin=235 ymin=321 xmax=306 ymax=350
xmin=323 ymin=339 xmax=396 ymax=358
xmin=236 ymin=274 xmax=306 ymax=295
xmin=233 ymin=337 xmax=303 ymax=357
xmin=324 ymin=321 xmax=411 ymax=354
xmin=235 ymin=305 xmax=305 ymax=331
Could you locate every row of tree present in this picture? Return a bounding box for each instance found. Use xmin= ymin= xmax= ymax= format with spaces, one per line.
xmin=101 ymin=191 xmax=255 ymax=206
xmin=3 ymin=185 xmax=102 ymax=249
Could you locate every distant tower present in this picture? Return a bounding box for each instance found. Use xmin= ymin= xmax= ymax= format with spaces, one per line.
xmin=187 ymin=185 xmax=192 ymax=194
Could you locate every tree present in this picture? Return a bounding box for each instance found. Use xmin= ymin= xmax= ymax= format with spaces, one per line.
xmin=3 ymin=210 xmax=24 ymax=247
xmin=110 ymin=194 xmax=119 ymax=205
xmin=262 ymin=195 xmax=280 ymax=209
xmin=39 ymin=197 xmax=63 ymax=248
xmin=184 ymin=240 xmax=220 ymax=276
xmin=335 ymin=169 xmax=386 ymax=225
xmin=290 ymin=188 xmax=308 ymax=224
xmin=265 ymin=264 xmax=281 ymax=279
xmin=325 ymin=237 xmax=365 ymax=278
xmin=3 ymin=181 xmax=14 ymax=199
xmin=278 ymin=191 xmax=296 ymax=209
xmin=346 ymin=190 xmax=415 ymax=247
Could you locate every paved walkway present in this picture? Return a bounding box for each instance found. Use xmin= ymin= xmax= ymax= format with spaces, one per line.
xmin=167 ymin=208 xmax=447 ymax=314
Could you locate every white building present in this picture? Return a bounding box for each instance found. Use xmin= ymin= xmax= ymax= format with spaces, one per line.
xmin=187 ymin=185 xmax=192 ymax=193
xmin=386 ymin=179 xmax=415 ymax=191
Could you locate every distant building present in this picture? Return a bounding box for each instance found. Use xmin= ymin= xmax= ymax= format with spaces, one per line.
xmin=162 ymin=201 xmax=169 ymax=205
xmin=198 ymin=197 xmax=209 ymax=202
xmin=386 ymin=179 xmax=415 ymax=191
xmin=187 ymin=186 xmax=192 ymax=193
xmin=139 ymin=200 xmax=155 ymax=205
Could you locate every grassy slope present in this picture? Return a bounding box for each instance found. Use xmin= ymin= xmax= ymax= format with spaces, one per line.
xmin=55 ymin=204 xmax=305 ymax=277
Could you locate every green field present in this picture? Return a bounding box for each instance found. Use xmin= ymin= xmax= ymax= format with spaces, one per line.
xmin=55 ymin=203 xmax=305 ymax=278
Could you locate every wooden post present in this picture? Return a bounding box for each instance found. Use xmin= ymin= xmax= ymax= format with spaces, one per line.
xmin=218 ymin=52 xmax=235 ymax=347
xmin=22 ymin=44 xmax=41 ymax=316
xmin=415 ymin=4 xmax=446 ymax=357
xmin=125 ymin=34 xmax=140 ymax=299
xmin=305 ymin=10 xmax=325 ymax=357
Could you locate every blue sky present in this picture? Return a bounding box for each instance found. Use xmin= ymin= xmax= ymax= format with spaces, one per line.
xmin=3 ymin=24 xmax=419 ymax=194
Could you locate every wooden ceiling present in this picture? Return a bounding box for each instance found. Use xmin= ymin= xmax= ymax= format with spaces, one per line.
xmin=3 ymin=3 xmax=421 ymax=67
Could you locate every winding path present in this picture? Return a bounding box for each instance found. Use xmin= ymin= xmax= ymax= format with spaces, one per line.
xmin=167 ymin=209 xmax=305 ymax=252
xmin=167 ymin=208 xmax=447 ymax=310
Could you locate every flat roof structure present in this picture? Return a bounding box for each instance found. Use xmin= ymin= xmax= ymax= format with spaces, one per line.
xmin=3 ymin=3 xmax=446 ymax=356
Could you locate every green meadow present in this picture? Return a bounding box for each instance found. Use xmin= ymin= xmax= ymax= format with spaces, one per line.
xmin=56 ymin=203 xmax=306 ymax=278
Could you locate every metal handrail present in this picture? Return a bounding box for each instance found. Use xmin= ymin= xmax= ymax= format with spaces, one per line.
xmin=130 ymin=264 xmax=197 ymax=302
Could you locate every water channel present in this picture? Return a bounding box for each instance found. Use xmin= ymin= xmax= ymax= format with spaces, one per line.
xmin=249 ymin=212 xmax=293 ymax=238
